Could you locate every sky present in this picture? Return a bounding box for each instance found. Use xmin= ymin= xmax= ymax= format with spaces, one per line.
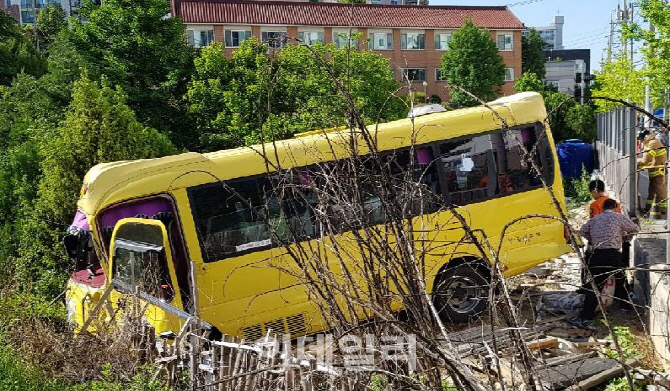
xmin=431 ymin=0 xmax=628 ymax=72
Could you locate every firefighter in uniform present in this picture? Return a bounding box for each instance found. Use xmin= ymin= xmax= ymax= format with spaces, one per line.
xmin=637 ymin=129 xmax=668 ymax=219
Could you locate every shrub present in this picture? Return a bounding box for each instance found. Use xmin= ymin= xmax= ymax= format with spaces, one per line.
xmin=564 ymin=167 xmax=592 ymax=206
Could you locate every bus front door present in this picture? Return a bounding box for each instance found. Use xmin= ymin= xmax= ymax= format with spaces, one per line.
xmin=108 ymin=218 xmax=185 ymax=335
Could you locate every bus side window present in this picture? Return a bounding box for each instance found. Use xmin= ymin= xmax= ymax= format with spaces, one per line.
xmin=501 ymin=128 xmax=542 ymax=190
xmin=438 ymin=134 xmax=498 ymax=205
xmin=191 ymin=175 xmax=321 ymax=262
xmin=191 ymin=179 xmax=272 ymax=261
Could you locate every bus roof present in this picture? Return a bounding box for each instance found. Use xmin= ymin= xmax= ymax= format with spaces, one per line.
xmin=77 ymin=92 xmax=548 ymax=217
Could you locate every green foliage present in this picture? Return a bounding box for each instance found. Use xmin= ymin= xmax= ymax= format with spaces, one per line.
xmin=623 ymin=0 xmax=670 ymax=109
xmin=37 ymin=5 xmax=67 ymax=44
xmin=605 ymin=326 xmax=643 ymax=360
xmin=16 ymin=73 xmax=175 ymax=294
xmin=564 ymin=168 xmax=592 ymax=207
xmin=591 ymin=54 xmax=645 ymax=112
xmin=65 ymin=0 xmax=196 ymax=149
xmin=0 ymin=11 xmax=46 ymax=86
xmin=73 ymin=364 xmax=169 ymax=391
xmin=0 ymin=345 xmax=70 ymax=391
xmin=440 ymin=18 xmax=505 ymax=107
xmin=0 ymin=72 xmax=65 ymax=289
xmin=514 ymin=72 xmax=544 ymax=93
xmin=565 ymin=104 xmax=597 ymax=141
xmin=543 ymin=89 xmax=576 ymax=141
xmin=187 ymin=40 xmax=405 ymax=151
xmin=411 ymin=91 xmax=427 ymax=105
xmin=604 ymin=377 xmax=643 ymax=391
xmin=521 ymin=28 xmax=546 ymax=80
xmin=0 ymin=344 xmax=167 ymax=391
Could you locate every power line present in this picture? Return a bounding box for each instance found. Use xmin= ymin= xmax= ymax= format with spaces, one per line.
xmin=505 ymin=0 xmax=547 ymax=7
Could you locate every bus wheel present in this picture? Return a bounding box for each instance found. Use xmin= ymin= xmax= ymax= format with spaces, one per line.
xmin=433 ymin=264 xmax=489 ymax=323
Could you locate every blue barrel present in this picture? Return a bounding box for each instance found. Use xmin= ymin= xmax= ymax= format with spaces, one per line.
xmin=556 ymin=139 xmax=595 ymax=179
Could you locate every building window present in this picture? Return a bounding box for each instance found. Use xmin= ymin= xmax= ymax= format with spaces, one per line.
xmin=402 ymin=68 xmax=426 ymax=82
xmin=298 ymin=31 xmax=324 ymax=46
xmin=401 ymin=32 xmax=425 ymax=50
xmin=225 ymin=30 xmax=252 ymax=48
xmin=187 ymin=30 xmax=214 ymax=48
xmin=435 ymin=68 xmax=447 ymax=81
xmin=434 ymin=32 xmax=452 ymax=50
xmin=368 ymin=32 xmax=393 ymax=50
xmin=333 ymin=31 xmax=358 ymax=49
xmin=21 ymin=9 xmax=34 ymax=23
xmin=504 ymin=68 xmax=515 ymax=82
xmin=390 ymin=0 xmax=400 ymax=4
xmin=371 ymin=0 xmax=382 ymax=3
xmin=262 ymin=31 xmax=287 ymax=48
xmin=497 ymin=33 xmax=513 ymax=51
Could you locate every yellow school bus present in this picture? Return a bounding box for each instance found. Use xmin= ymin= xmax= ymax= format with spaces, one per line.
xmin=64 ymin=92 xmax=572 ymax=338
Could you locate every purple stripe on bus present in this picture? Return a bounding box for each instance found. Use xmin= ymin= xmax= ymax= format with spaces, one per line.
xmin=98 ymin=198 xmax=172 ymax=228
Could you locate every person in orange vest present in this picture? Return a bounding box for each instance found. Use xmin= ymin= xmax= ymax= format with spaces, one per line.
xmin=578 ymin=180 xmax=624 ymax=294
xmin=572 ymin=199 xmax=639 ymax=326
xmin=588 ymin=180 xmax=621 ymax=218
xmin=637 ymin=128 xmax=667 ymax=219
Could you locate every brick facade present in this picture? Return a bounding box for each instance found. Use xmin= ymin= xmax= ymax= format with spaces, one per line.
xmin=175 ymin=1 xmax=524 ymax=102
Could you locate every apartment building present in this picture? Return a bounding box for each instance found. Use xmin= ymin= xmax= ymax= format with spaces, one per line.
xmin=2 ymin=0 xmax=93 ymax=25
xmin=172 ymin=0 xmax=524 ymax=101
xmin=524 ymin=15 xmax=564 ymax=50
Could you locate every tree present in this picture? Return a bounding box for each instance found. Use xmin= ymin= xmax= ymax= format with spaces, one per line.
xmin=565 ymin=104 xmax=597 ymax=140
xmin=521 ymin=28 xmax=546 ymax=80
xmin=623 ymin=0 xmax=670 ymax=109
xmin=514 ymin=72 xmax=544 ymax=93
xmin=186 ymin=39 xmax=405 ymax=151
xmin=273 ymin=42 xmax=405 ymax=138
xmin=440 ymin=18 xmax=505 ymax=107
xmin=0 ymin=11 xmax=46 ymax=85
xmin=186 ymin=40 xmax=269 ymax=150
xmin=18 ymin=73 xmax=175 ymax=294
xmin=65 ymin=0 xmax=196 ymax=149
xmin=591 ymin=54 xmax=645 ymax=111
xmin=0 ymin=72 xmax=65 ymax=289
xmin=37 ymin=4 xmax=67 ymax=44
xmin=543 ymin=90 xmax=575 ymax=141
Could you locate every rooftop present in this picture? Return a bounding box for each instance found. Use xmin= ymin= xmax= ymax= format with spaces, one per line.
xmin=172 ymin=0 xmax=525 ymax=29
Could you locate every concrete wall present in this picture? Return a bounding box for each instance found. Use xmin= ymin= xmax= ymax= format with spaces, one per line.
xmin=545 ymin=60 xmax=576 ymax=95
xmin=633 ymin=233 xmax=670 ymax=362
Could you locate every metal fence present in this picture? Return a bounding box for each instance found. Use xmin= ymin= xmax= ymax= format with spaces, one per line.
xmin=595 ymin=107 xmax=638 ymax=215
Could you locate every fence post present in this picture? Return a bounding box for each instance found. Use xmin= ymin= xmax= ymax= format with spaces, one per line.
xmin=666 ymin=160 xmax=670 ymax=265
xmin=629 ymin=107 xmax=638 ymax=215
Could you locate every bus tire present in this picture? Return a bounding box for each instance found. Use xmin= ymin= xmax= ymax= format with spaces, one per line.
xmin=433 ymin=264 xmax=489 ymax=323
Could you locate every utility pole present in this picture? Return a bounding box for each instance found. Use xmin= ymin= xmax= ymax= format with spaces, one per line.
xmin=630 ymin=3 xmax=634 ymax=68
xmin=608 ymin=11 xmax=614 ymax=63
xmin=645 ymin=22 xmax=655 ymax=127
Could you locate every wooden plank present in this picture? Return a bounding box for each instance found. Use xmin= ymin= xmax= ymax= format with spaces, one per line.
xmin=539 ymin=352 xmax=597 ymax=369
xmin=527 ymin=337 xmax=559 ymax=351
xmin=564 ymin=359 xmax=639 ymax=391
